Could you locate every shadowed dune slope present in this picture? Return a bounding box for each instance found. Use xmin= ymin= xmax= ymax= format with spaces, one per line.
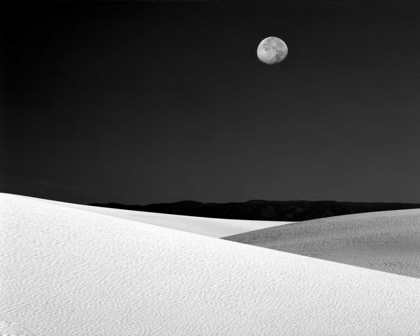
xmin=10 ymin=194 xmax=291 ymax=238
xmin=225 ymin=209 xmax=420 ymax=278
xmin=2 ymin=193 xmax=420 ymax=335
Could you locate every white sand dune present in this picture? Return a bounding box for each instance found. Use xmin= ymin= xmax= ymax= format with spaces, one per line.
xmin=10 ymin=194 xmax=291 ymax=238
xmin=226 ymin=209 xmax=420 ymax=278
xmin=2 ymin=193 xmax=420 ymax=335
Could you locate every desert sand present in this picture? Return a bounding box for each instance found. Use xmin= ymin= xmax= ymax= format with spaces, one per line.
xmin=11 ymin=194 xmax=291 ymax=238
xmin=2 ymin=192 xmax=420 ymax=335
xmin=226 ymin=209 xmax=420 ymax=278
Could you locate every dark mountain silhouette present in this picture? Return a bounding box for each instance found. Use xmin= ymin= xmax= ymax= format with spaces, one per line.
xmin=89 ymin=200 xmax=420 ymax=222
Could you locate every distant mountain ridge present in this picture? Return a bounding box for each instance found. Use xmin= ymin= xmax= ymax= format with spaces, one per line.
xmin=89 ymin=200 xmax=420 ymax=222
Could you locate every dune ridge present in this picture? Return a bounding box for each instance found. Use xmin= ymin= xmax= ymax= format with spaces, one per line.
xmin=9 ymin=194 xmax=291 ymax=238
xmin=2 ymin=193 xmax=420 ymax=335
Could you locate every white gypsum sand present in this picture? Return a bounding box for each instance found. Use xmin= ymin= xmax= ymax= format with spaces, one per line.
xmin=225 ymin=208 xmax=420 ymax=278
xmin=1 ymin=193 xmax=420 ymax=335
xmin=11 ymin=194 xmax=291 ymax=238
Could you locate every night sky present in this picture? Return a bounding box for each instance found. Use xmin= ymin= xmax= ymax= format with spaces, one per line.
xmin=2 ymin=0 xmax=420 ymax=205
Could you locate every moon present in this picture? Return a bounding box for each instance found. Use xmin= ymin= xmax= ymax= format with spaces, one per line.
xmin=257 ymin=37 xmax=288 ymax=65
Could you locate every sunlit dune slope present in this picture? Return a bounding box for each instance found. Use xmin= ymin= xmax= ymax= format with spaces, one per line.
xmin=2 ymin=193 xmax=420 ymax=335
xmin=225 ymin=209 xmax=420 ymax=278
xmin=10 ymin=194 xmax=290 ymax=238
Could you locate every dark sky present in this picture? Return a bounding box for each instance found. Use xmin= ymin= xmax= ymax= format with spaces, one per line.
xmin=2 ymin=0 xmax=420 ymax=205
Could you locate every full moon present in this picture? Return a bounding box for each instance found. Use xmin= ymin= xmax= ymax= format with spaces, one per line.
xmin=257 ymin=37 xmax=288 ymax=65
